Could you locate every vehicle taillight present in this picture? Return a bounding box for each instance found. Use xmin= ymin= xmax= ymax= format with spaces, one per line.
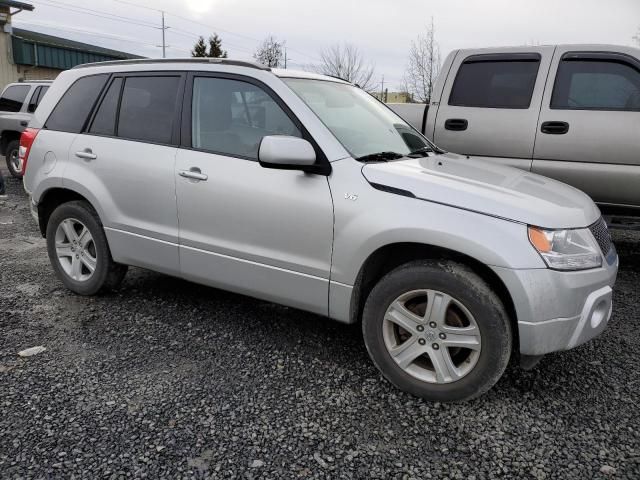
xmin=19 ymin=127 xmax=40 ymax=175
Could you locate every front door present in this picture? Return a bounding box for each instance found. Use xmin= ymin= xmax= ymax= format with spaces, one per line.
xmin=533 ymin=47 xmax=640 ymax=207
xmin=175 ymin=74 xmax=334 ymax=315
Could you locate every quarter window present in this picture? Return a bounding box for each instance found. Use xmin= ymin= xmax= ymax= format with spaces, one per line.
xmin=117 ymin=76 xmax=180 ymax=144
xmin=551 ymin=59 xmax=640 ymax=110
xmin=191 ymin=77 xmax=301 ymax=159
xmin=46 ymin=74 xmax=108 ymax=133
xmin=90 ymin=78 xmax=123 ymax=136
xmin=449 ymin=58 xmax=540 ymax=109
xmin=0 ymin=85 xmax=30 ymax=112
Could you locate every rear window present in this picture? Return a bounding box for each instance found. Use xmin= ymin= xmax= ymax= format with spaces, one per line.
xmin=89 ymin=78 xmax=123 ymax=136
xmin=449 ymin=57 xmax=540 ymax=109
xmin=117 ymin=76 xmax=180 ymax=144
xmin=0 ymin=85 xmax=30 ymax=112
xmin=46 ymin=74 xmax=108 ymax=133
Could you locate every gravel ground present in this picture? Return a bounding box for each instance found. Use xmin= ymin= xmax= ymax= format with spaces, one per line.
xmin=1 ymin=170 xmax=639 ymax=479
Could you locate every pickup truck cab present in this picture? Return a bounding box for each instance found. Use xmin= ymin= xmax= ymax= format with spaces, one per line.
xmin=0 ymin=80 xmax=51 ymax=178
xmin=22 ymin=59 xmax=617 ymax=401
xmin=390 ymin=44 xmax=640 ymax=224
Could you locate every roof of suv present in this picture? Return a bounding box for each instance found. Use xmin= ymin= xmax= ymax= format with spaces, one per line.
xmin=71 ymin=57 xmax=349 ymax=84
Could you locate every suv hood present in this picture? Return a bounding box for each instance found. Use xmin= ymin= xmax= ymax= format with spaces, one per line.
xmin=361 ymin=153 xmax=600 ymax=229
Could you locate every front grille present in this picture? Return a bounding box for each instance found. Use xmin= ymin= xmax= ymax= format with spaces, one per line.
xmin=589 ymin=217 xmax=612 ymax=255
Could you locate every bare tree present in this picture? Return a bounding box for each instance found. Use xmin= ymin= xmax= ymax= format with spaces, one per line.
xmin=317 ymin=43 xmax=376 ymax=92
xmin=253 ymin=35 xmax=285 ymax=68
xmin=634 ymin=27 xmax=640 ymax=46
xmin=403 ymin=18 xmax=441 ymax=103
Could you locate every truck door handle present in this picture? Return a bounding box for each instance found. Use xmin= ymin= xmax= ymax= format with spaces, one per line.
xmin=75 ymin=149 xmax=97 ymax=160
xmin=179 ymin=167 xmax=208 ymax=181
xmin=444 ymin=118 xmax=468 ymax=131
xmin=541 ymin=121 xmax=569 ymax=135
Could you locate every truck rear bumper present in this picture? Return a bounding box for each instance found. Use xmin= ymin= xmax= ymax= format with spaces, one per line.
xmin=492 ymin=247 xmax=618 ymax=356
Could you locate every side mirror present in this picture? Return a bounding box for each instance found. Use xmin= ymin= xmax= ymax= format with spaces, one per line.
xmin=258 ymin=135 xmax=316 ymax=169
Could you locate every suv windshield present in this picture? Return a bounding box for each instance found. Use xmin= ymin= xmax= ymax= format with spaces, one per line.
xmin=283 ymin=78 xmax=433 ymax=159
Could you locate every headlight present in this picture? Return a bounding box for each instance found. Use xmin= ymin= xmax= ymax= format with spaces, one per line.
xmin=528 ymin=226 xmax=602 ymax=270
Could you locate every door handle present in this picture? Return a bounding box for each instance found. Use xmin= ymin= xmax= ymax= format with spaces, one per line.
xmin=540 ymin=121 xmax=569 ymax=135
xmin=179 ymin=167 xmax=208 ymax=181
xmin=444 ymin=118 xmax=468 ymax=131
xmin=75 ymin=149 xmax=97 ymax=160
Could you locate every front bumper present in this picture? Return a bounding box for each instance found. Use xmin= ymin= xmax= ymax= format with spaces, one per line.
xmin=492 ymin=246 xmax=618 ymax=356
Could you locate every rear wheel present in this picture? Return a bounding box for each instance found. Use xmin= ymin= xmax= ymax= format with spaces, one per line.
xmin=46 ymin=201 xmax=127 ymax=295
xmin=362 ymin=260 xmax=512 ymax=402
xmin=5 ymin=140 xmax=21 ymax=178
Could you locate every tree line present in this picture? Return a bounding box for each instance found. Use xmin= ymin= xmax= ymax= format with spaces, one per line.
xmin=191 ymin=22 xmax=441 ymax=103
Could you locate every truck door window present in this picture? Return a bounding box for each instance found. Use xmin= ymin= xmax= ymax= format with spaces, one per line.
xmin=27 ymin=87 xmax=41 ymax=113
xmin=449 ymin=56 xmax=540 ymax=109
xmin=191 ymin=77 xmax=301 ymax=160
xmin=0 ymin=85 xmax=30 ymax=112
xmin=551 ymin=58 xmax=640 ymax=111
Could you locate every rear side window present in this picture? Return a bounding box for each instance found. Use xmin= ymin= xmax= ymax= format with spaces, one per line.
xmin=551 ymin=58 xmax=640 ymax=111
xmin=27 ymin=86 xmax=49 ymax=113
xmin=89 ymin=78 xmax=123 ymax=136
xmin=449 ymin=57 xmax=540 ymax=109
xmin=191 ymin=77 xmax=301 ymax=159
xmin=46 ymin=75 xmax=108 ymax=133
xmin=0 ymin=85 xmax=30 ymax=112
xmin=117 ymin=76 xmax=180 ymax=144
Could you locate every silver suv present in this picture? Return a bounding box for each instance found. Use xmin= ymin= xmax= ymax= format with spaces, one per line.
xmin=22 ymin=59 xmax=618 ymax=402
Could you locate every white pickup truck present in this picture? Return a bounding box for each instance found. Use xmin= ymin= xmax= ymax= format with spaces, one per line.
xmin=388 ymin=44 xmax=640 ymax=228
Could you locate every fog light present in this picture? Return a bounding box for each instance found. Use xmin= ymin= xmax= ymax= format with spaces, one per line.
xmin=590 ymin=300 xmax=608 ymax=329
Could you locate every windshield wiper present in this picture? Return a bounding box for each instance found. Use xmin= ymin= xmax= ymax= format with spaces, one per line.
xmin=356 ymin=151 xmax=405 ymax=162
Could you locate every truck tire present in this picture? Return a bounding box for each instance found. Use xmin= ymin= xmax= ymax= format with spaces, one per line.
xmin=362 ymin=260 xmax=512 ymax=402
xmin=5 ymin=139 xmax=21 ymax=178
xmin=46 ymin=200 xmax=127 ymax=295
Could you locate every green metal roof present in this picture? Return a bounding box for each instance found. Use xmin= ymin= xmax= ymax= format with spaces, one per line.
xmin=11 ymin=27 xmax=144 ymax=70
xmin=0 ymin=1 xmax=34 ymax=11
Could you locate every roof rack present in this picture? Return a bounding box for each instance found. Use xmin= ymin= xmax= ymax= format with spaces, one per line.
xmin=72 ymin=58 xmax=271 ymax=71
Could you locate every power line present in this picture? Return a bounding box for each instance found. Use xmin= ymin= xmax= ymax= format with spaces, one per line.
xmin=30 ymin=0 xmax=159 ymax=29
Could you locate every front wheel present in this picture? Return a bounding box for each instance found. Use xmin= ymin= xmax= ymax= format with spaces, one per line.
xmin=46 ymin=201 xmax=127 ymax=295
xmin=362 ymin=260 xmax=512 ymax=402
xmin=5 ymin=140 xmax=21 ymax=178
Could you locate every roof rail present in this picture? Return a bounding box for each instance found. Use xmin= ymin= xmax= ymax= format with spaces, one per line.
xmin=72 ymin=58 xmax=271 ymax=71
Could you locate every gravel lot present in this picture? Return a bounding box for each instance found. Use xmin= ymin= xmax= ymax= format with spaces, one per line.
xmin=1 ymin=170 xmax=639 ymax=479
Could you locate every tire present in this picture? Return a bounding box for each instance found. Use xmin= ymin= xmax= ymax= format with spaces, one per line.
xmin=362 ymin=260 xmax=512 ymax=402
xmin=5 ymin=139 xmax=21 ymax=178
xmin=46 ymin=200 xmax=127 ymax=295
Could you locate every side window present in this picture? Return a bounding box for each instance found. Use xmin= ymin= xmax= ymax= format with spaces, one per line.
xmin=117 ymin=76 xmax=180 ymax=144
xmin=27 ymin=87 xmax=41 ymax=113
xmin=449 ymin=58 xmax=540 ymax=109
xmin=89 ymin=78 xmax=123 ymax=136
xmin=0 ymin=85 xmax=30 ymax=112
xmin=191 ymin=77 xmax=301 ymax=159
xmin=551 ymin=58 xmax=640 ymax=111
xmin=46 ymin=75 xmax=109 ymax=133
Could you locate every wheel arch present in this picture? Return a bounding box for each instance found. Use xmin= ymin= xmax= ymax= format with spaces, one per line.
xmin=37 ymin=187 xmax=101 ymax=238
xmin=348 ymin=242 xmax=518 ymax=350
xmin=1 ymin=130 xmax=21 ymax=156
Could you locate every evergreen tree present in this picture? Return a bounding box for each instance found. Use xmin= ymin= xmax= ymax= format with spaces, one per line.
xmin=207 ymin=34 xmax=227 ymax=58
xmin=191 ymin=36 xmax=208 ymax=57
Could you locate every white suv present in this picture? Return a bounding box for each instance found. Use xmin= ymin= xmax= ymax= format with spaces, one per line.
xmin=22 ymin=59 xmax=618 ymax=401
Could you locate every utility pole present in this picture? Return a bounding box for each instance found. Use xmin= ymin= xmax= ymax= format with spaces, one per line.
xmin=380 ymin=75 xmax=384 ymax=101
xmin=284 ymin=47 xmax=287 ymax=69
xmin=161 ymin=11 xmax=166 ymax=58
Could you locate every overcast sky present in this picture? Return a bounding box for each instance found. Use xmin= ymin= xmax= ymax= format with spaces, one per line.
xmin=12 ymin=0 xmax=640 ymax=90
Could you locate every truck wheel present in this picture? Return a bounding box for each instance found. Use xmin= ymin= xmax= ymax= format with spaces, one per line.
xmin=5 ymin=140 xmax=21 ymax=178
xmin=46 ymin=200 xmax=127 ymax=295
xmin=362 ymin=260 xmax=512 ymax=402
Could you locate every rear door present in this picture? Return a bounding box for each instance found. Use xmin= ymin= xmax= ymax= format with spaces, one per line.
xmin=433 ymin=47 xmax=554 ymax=169
xmin=68 ymin=72 xmax=184 ymax=275
xmin=533 ymin=47 xmax=640 ymax=207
